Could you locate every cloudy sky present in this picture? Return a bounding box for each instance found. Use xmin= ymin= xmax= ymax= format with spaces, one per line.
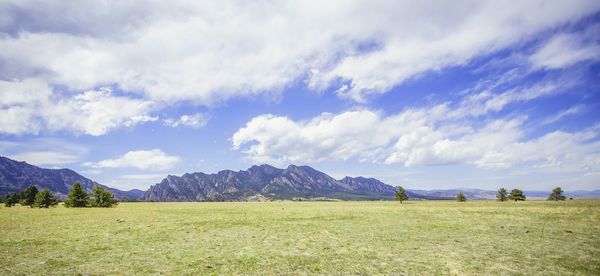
xmin=1 ymin=1 xmax=599 ymax=191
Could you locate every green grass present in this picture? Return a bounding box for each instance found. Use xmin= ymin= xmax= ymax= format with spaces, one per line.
xmin=1 ymin=200 xmax=599 ymax=275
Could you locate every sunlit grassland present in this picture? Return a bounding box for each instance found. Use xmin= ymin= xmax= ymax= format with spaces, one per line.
xmin=1 ymin=200 xmax=599 ymax=275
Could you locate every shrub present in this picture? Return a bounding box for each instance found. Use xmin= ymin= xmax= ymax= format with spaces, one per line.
xmin=456 ymin=192 xmax=467 ymax=202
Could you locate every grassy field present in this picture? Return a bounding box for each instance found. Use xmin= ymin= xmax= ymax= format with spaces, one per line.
xmin=1 ymin=200 xmax=599 ymax=275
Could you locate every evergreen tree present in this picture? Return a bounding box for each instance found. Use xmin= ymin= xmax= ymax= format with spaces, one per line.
xmin=64 ymin=182 xmax=89 ymax=208
xmin=395 ymin=187 xmax=409 ymax=203
xmin=456 ymin=192 xmax=467 ymax=202
xmin=496 ymin=188 xmax=508 ymax=202
xmin=547 ymin=187 xmax=566 ymax=201
xmin=89 ymin=187 xmax=118 ymax=208
xmin=20 ymin=185 xmax=39 ymax=206
xmin=508 ymin=189 xmax=526 ymax=201
xmin=34 ymin=189 xmax=58 ymax=208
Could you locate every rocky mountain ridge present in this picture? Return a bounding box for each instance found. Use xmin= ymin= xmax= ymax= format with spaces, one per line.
xmin=143 ymin=164 xmax=408 ymax=201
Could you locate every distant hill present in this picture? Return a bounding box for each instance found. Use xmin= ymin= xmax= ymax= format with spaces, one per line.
xmin=0 ymin=156 xmax=143 ymax=200
xmin=408 ymin=188 xmax=600 ymax=200
xmin=144 ymin=164 xmax=417 ymax=201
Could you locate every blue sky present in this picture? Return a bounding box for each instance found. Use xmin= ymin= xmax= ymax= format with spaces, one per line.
xmin=1 ymin=1 xmax=599 ymax=191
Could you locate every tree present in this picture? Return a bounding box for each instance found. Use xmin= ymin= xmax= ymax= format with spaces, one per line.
xmin=20 ymin=185 xmax=39 ymax=206
xmin=4 ymin=193 xmax=20 ymax=207
xmin=89 ymin=187 xmax=118 ymax=208
xmin=548 ymin=187 xmax=566 ymax=201
xmin=64 ymin=182 xmax=89 ymax=208
xmin=496 ymin=188 xmax=508 ymax=202
xmin=395 ymin=187 xmax=409 ymax=203
xmin=508 ymin=189 xmax=526 ymax=201
xmin=456 ymin=192 xmax=467 ymax=202
xmin=34 ymin=189 xmax=58 ymax=208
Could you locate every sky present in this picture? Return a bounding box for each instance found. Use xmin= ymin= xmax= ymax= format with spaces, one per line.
xmin=1 ymin=1 xmax=600 ymax=191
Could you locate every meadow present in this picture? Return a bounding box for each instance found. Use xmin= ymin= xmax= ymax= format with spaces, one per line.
xmin=1 ymin=200 xmax=599 ymax=275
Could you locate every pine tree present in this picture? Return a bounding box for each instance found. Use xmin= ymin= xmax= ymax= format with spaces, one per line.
xmin=20 ymin=185 xmax=39 ymax=206
xmin=64 ymin=182 xmax=89 ymax=208
xmin=496 ymin=188 xmax=508 ymax=202
xmin=395 ymin=187 xmax=409 ymax=203
xmin=34 ymin=189 xmax=58 ymax=208
xmin=547 ymin=187 xmax=566 ymax=201
xmin=508 ymin=189 xmax=526 ymax=201
xmin=89 ymin=187 xmax=118 ymax=208
xmin=456 ymin=192 xmax=467 ymax=202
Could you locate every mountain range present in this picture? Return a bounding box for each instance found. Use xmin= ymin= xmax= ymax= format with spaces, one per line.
xmin=1 ymin=155 xmax=599 ymax=201
xmin=143 ymin=164 xmax=416 ymax=201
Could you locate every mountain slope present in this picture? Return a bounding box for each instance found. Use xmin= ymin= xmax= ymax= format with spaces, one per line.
xmin=144 ymin=164 xmax=411 ymax=201
xmin=0 ymin=156 xmax=142 ymax=200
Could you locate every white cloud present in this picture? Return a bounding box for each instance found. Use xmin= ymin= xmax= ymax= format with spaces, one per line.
xmin=233 ymin=108 xmax=600 ymax=174
xmin=164 ymin=113 xmax=208 ymax=128
xmin=1 ymin=0 xmax=598 ymax=107
xmin=543 ymin=105 xmax=586 ymax=125
xmin=451 ymin=78 xmax=576 ymax=118
xmin=0 ymin=138 xmax=88 ymax=166
xmin=0 ymin=1 xmax=598 ymax=136
xmin=0 ymin=82 xmax=156 ymax=135
xmin=530 ymin=24 xmax=600 ymax=70
xmin=124 ymin=115 xmax=159 ymax=127
xmin=9 ymin=151 xmax=80 ymax=166
xmin=45 ymin=88 xmax=156 ymax=136
xmin=84 ymin=149 xmax=181 ymax=170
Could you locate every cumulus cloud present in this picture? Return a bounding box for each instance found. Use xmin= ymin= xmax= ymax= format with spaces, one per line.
xmin=164 ymin=113 xmax=208 ymax=128
xmin=84 ymin=149 xmax=181 ymax=170
xmin=0 ymin=82 xmax=156 ymax=135
xmin=233 ymin=107 xmax=600 ymax=173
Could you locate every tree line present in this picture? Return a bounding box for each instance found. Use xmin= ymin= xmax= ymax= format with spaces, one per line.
xmin=2 ymin=182 xmax=117 ymax=208
xmin=395 ymin=186 xmax=568 ymax=202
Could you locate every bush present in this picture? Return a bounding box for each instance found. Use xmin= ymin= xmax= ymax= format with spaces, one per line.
xmin=34 ymin=189 xmax=58 ymax=208
xmin=89 ymin=187 xmax=118 ymax=208
xmin=64 ymin=182 xmax=89 ymax=208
